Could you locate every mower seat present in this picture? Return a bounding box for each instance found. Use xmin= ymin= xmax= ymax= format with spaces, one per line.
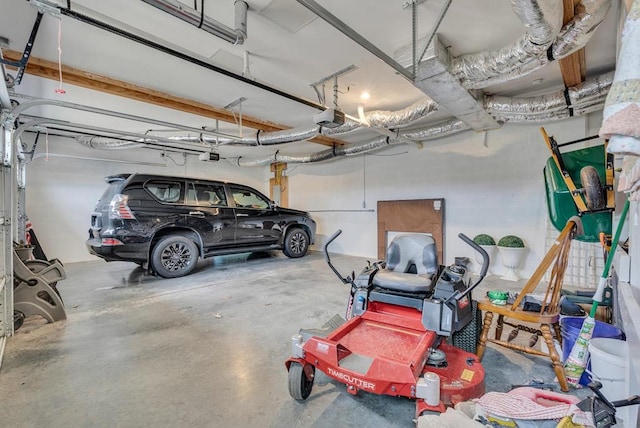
xmin=372 ymin=234 xmax=438 ymax=294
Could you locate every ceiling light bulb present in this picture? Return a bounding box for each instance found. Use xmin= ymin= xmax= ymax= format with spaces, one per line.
xmin=360 ymin=92 xmax=370 ymax=100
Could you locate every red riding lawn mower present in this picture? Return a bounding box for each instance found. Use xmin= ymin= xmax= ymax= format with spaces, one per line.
xmin=285 ymin=230 xmax=490 ymax=421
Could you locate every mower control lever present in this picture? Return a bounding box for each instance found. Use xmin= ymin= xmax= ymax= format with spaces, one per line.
xmin=451 ymin=233 xmax=490 ymax=302
xmin=324 ymin=230 xmax=352 ymax=285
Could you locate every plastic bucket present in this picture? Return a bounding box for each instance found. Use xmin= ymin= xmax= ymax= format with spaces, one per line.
xmin=588 ymin=338 xmax=627 ymax=400
xmin=560 ymin=317 xmax=625 ymax=385
xmin=588 ymin=338 xmax=636 ymax=427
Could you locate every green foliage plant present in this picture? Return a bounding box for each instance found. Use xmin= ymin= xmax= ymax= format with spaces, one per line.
xmin=473 ymin=234 xmax=496 ymax=246
xmin=497 ymin=235 xmax=525 ymax=248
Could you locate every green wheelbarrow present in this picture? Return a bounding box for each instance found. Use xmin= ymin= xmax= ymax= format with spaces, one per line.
xmin=540 ymin=127 xmax=614 ymax=243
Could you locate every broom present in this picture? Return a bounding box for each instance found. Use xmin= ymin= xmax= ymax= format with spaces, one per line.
xmin=563 ymin=199 xmax=630 ymax=386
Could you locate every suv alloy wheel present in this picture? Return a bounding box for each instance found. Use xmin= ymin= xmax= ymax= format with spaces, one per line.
xmin=283 ymin=228 xmax=309 ymax=258
xmin=151 ymin=235 xmax=199 ymax=278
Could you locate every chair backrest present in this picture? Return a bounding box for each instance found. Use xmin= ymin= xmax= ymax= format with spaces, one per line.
xmin=510 ymin=219 xmax=578 ymax=314
xmin=385 ymin=234 xmax=438 ymax=276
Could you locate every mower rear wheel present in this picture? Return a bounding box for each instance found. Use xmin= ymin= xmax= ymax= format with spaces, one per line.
xmin=580 ymin=166 xmax=605 ymax=210
xmin=451 ymin=300 xmax=482 ymax=354
xmin=288 ymin=362 xmax=314 ymax=401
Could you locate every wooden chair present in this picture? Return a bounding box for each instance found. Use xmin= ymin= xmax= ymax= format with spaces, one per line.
xmin=476 ymin=218 xmax=581 ymax=392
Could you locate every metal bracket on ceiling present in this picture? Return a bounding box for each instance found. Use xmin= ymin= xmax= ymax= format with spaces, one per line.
xmin=0 ymin=11 xmax=44 ymax=87
xmin=309 ymin=65 xmax=357 ymax=109
xmin=27 ymin=0 xmax=62 ymax=16
xmin=402 ymin=0 xmax=427 ymax=9
xmin=224 ymin=97 xmax=247 ymax=138
xmin=410 ymin=0 xmax=453 ymax=77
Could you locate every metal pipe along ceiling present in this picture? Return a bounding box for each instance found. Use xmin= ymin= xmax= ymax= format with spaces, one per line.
xmin=139 ymin=0 xmax=248 ymax=45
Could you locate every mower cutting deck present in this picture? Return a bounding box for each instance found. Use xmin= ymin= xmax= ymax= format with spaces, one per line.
xmin=285 ymin=231 xmax=489 ymax=420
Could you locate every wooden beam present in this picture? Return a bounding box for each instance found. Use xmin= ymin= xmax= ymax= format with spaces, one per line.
xmin=1 ymin=49 xmax=344 ymax=147
xmin=558 ymin=0 xmax=586 ymax=88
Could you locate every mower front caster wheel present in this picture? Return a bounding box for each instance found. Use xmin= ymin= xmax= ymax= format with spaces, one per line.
xmin=288 ymin=362 xmax=314 ymax=400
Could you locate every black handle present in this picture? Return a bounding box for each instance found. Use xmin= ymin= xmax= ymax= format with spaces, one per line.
xmin=323 ymin=229 xmax=342 ymax=263
xmin=323 ymin=230 xmax=350 ymax=285
xmin=457 ymin=233 xmax=490 ymax=300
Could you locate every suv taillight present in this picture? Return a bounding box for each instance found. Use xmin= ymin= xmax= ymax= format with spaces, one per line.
xmin=101 ymin=238 xmax=124 ymax=246
xmin=109 ymin=194 xmax=136 ymax=220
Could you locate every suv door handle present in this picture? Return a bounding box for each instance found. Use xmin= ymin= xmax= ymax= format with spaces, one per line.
xmin=189 ymin=211 xmax=205 ymax=218
xmin=237 ymin=213 xmax=249 ymax=217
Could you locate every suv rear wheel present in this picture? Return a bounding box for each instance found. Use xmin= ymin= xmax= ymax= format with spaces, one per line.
xmin=151 ymin=235 xmax=199 ymax=278
xmin=283 ymin=227 xmax=309 ymax=258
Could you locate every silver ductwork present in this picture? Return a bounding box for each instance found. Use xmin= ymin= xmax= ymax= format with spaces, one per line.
xmin=451 ymin=0 xmax=562 ymax=87
xmin=551 ymin=0 xmax=611 ymax=59
xmin=401 ymin=118 xmax=470 ymax=141
xmin=235 ymin=97 xmax=603 ymax=166
xmin=496 ymin=101 xmax=605 ymax=123
xmin=236 ymin=136 xmax=396 ymax=167
xmin=159 ymin=99 xmax=439 ymax=146
xmin=322 ymin=99 xmax=439 ymax=135
xmin=485 ymin=71 xmax=613 ymax=115
xmin=77 ymin=136 xmax=144 ymax=150
xmin=456 ymin=0 xmax=610 ymax=89
xmin=70 ymin=69 xmax=612 ymax=156
xmin=140 ymin=0 xmax=248 ymax=45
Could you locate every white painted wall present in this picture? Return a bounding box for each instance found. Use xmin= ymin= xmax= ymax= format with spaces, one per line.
xmin=24 ymin=135 xmax=268 ymax=263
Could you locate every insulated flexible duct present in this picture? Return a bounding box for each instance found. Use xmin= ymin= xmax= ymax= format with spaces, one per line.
xmin=235 ymin=136 xmax=394 ymax=166
xmin=72 ymin=71 xmax=612 ymax=158
xmin=167 ymin=99 xmax=438 ymax=146
xmin=451 ymin=0 xmax=562 ymax=87
xmin=455 ymin=0 xmax=610 ymax=89
xmin=77 ymin=136 xmax=144 ymax=149
xmin=485 ymin=71 xmax=613 ymax=115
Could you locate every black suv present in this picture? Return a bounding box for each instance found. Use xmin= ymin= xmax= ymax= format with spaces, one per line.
xmin=87 ymin=173 xmax=316 ymax=278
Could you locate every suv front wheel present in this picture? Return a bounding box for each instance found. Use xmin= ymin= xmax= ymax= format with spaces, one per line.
xmin=151 ymin=235 xmax=199 ymax=278
xmin=283 ymin=227 xmax=309 ymax=258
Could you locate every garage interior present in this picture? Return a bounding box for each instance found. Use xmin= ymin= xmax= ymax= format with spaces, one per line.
xmin=1 ymin=0 xmax=639 ymax=427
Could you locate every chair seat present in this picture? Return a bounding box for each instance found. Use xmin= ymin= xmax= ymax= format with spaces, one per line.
xmin=372 ymin=271 xmax=434 ymax=293
xmin=477 ymin=299 xmax=560 ymax=324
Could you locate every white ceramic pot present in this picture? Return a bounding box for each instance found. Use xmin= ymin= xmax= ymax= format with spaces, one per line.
xmin=497 ymin=246 xmax=527 ymax=281
xmin=474 ymin=244 xmax=496 ymax=275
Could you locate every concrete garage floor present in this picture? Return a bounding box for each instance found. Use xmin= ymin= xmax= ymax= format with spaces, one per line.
xmin=0 ymin=250 xmax=566 ymax=427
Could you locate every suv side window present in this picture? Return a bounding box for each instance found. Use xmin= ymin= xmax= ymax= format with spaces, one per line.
xmin=186 ymin=183 xmax=228 ymax=207
xmin=145 ymin=180 xmax=182 ymax=203
xmin=230 ymin=186 xmax=270 ymax=209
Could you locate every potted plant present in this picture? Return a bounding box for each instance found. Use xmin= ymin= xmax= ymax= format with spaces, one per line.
xmin=497 ymin=235 xmax=527 ymax=281
xmin=472 ymin=234 xmax=496 ymax=274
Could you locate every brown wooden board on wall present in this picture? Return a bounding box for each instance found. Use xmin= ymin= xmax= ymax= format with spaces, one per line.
xmin=377 ymin=199 xmax=445 ymax=263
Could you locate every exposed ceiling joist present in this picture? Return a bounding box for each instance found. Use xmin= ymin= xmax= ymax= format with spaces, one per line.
xmin=558 ymin=0 xmax=586 ymax=88
xmin=1 ymin=49 xmax=344 ymax=148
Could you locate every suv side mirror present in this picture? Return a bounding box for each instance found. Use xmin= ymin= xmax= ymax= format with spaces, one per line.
xmin=269 ymin=200 xmax=278 ymax=209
